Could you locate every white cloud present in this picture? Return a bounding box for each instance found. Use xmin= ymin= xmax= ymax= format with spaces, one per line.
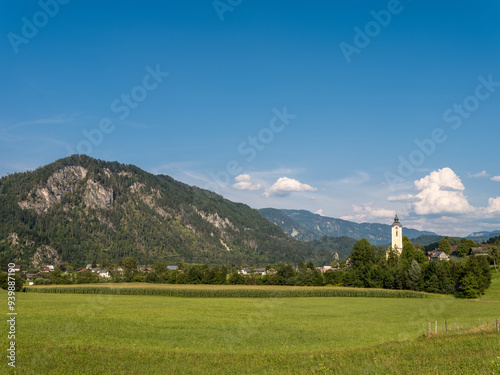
xmin=264 ymin=177 xmax=316 ymax=197
xmin=468 ymin=170 xmax=489 ymax=178
xmin=412 ymin=167 xmax=474 ymax=215
xmin=338 ymin=171 xmax=370 ymax=185
xmin=315 ymin=209 xmax=324 ymax=216
xmin=491 ymin=176 xmax=500 ymax=182
xmin=233 ymin=174 xmax=261 ymax=191
xmin=485 ymin=197 xmax=500 ymax=214
xmin=341 ymin=203 xmax=396 ymax=222
xmin=387 ymin=194 xmax=422 ymax=203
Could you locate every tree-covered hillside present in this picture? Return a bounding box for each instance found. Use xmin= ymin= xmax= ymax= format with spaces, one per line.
xmin=0 ymin=155 xmax=330 ymax=268
xmin=306 ymin=236 xmax=357 ymax=262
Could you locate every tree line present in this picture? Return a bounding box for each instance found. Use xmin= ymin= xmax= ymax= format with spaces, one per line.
xmin=16 ymin=236 xmax=497 ymax=298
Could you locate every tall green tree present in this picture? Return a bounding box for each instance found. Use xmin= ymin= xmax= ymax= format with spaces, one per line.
xmin=350 ymin=238 xmax=375 ymax=268
xmin=439 ymin=238 xmax=452 ymax=255
xmin=401 ymin=236 xmax=416 ymax=263
xmin=122 ymin=257 xmax=138 ymax=281
xmin=408 ymin=259 xmax=422 ymax=290
xmin=456 ymin=238 xmax=476 ymax=257
xmin=455 ymin=256 xmax=491 ymax=297
xmin=488 ymin=245 xmax=499 ymax=272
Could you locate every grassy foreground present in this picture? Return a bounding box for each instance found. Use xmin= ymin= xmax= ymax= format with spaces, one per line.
xmin=5 ymin=273 xmax=500 ymax=374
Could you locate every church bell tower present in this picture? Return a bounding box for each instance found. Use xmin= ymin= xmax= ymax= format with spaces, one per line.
xmin=391 ymin=215 xmax=403 ymax=255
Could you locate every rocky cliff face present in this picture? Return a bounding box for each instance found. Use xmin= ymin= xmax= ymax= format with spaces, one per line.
xmin=84 ymin=180 xmax=113 ymax=209
xmin=18 ymin=166 xmax=114 ymax=213
xmin=18 ymin=166 xmax=87 ymax=213
xmin=32 ymin=245 xmax=61 ymax=268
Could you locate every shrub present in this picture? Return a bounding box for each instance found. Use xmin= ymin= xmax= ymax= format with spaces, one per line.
xmin=0 ymin=272 xmax=24 ymax=291
xmin=33 ymin=277 xmax=51 ymax=285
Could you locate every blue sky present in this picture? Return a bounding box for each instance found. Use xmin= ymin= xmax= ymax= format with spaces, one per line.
xmin=1 ymin=0 xmax=500 ymax=236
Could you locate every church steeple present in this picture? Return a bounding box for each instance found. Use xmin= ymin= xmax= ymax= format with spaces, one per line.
xmin=392 ymin=215 xmax=401 ymax=227
xmin=390 ymin=214 xmax=403 ymax=255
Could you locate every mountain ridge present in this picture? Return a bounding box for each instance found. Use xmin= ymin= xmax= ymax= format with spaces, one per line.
xmin=258 ymin=208 xmax=437 ymax=246
xmin=0 ymin=155 xmax=330 ymax=268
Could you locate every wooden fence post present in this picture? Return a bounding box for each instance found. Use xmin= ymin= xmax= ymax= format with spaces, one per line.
xmin=445 ymin=320 xmax=448 ymax=332
xmin=496 ymin=318 xmax=499 ymax=332
xmin=427 ymin=322 xmax=431 ymax=338
xmin=435 ymin=320 xmax=438 ymax=334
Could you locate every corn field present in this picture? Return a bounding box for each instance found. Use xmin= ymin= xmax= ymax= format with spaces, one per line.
xmin=24 ymin=285 xmax=437 ymax=298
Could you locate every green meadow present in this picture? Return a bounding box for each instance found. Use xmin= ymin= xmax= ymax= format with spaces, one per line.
xmin=4 ymin=272 xmax=500 ymax=374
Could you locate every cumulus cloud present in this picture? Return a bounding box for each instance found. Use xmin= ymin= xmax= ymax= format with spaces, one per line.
xmin=315 ymin=209 xmax=324 ymax=216
xmin=468 ymin=170 xmax=489 ymax=178
xmin=341 ymin=203 xmax=396 ymax=222
xmin=264 ymin=177 xmax=316 ymax=197
xmin=485 ymin=197 xmax=500 ymax=214
xmin=387 ymin=194 xmax=422 ymax=203
xmin=491 ymin=176 xmax=500 ymax=182
xmin=232 ymin=174 xmax=261 ymax=191
xmin=412 ymin=167 xmax=474 ymax=215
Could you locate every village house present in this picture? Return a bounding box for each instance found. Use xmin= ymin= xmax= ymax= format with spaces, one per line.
xmin=253 ymin=268 xmax=266 ymax=275
xmin=99 ymin=269 xmax=111 ymax=278
xmin=238 ymin=267 xmax=251 ymax=275
xmin=316 ymin=262 xmax=332 ymax=273
xmin=427 ymin=250 xmax=450 ymax=262
xmin=471 ymin=246 xmax=489 ymax=256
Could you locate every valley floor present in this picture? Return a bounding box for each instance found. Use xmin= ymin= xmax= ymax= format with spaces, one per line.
xmin=5 ymin=272 xmax=500 ymax=374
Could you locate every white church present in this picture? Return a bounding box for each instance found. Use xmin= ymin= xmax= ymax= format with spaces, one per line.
xmin=390 ymin=214 xmax=403 ymax=255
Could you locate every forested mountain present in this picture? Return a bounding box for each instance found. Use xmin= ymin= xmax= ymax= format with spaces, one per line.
xmin=409 ymin=235 xmax=448 ymax=247
xmin=306 ymin=236 xmax=357 ymax=262
xmin=259 ymin=208 xmax=436 ymax=245
xmin=257 ymin=208 xmax=316 ymax=241
xmin=0 ymin=155 xmax=331 ymax=268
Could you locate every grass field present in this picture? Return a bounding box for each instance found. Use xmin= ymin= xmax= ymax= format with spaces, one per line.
xmin=4 ymin=271 xmax=500 ymax=374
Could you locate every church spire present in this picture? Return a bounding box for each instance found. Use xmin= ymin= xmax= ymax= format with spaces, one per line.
xmin=392 ymin=214 xmax=401 ymax=227
xmin=390 ymin=214 xmax=403 ymax=255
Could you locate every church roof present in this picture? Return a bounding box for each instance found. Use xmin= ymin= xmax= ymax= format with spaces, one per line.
xmin=391 ymin=215 xmax=402 ymax=227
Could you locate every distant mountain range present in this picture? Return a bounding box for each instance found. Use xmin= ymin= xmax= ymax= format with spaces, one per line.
xmin=466 ymin=230 xmax=500 ymax=243
xmin=258 ymin=208 xmax=437 ymax=246
xmin=258 ymin=208 xmax=500 ymax=248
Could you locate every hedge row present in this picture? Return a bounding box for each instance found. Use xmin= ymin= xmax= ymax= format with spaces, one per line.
xmin=24 ymin=286 xmax=437 ymax=298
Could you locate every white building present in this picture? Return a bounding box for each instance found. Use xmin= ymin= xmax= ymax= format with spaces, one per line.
xmin=391 ymin=215 xmax=403 ymax=255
